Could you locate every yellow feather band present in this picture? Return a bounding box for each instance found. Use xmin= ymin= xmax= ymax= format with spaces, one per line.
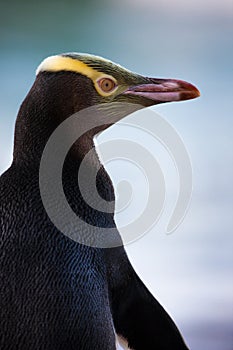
xmin=36 ymin=55 xmax=118 ymax=97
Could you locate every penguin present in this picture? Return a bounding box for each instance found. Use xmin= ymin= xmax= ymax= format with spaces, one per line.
xmin=0 ymin=53 xmax=200 ymax=350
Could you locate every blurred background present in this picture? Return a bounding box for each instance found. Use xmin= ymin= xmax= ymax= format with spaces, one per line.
xmin=0 ymin=0 xmax=232 ymax=349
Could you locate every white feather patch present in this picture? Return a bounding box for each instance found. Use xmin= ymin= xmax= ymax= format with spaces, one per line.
xmin=116 ymin=334 xmax=132 ymax=350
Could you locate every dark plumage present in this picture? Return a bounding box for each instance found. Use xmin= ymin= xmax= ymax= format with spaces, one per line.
xmin=0 ymin=53 xmax=199 ymax=349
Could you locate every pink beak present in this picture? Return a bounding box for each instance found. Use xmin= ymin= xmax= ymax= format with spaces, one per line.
xmin=123 ymin=78 xmax=200 ymax=103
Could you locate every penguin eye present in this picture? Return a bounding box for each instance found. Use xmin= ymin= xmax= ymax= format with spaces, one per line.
xmin=98 ymin=78 xmax=117 ymax=93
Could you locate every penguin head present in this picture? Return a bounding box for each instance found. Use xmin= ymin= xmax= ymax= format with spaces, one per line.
xmin=14 ymin=53 xmax=200 ymax=163
xmin=36 ymin=52 xmax=200 ymax=110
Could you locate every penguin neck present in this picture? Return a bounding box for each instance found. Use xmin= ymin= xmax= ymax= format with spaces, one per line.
xmin=13 ymin=75 xmax=74 ymax=167
xmin=12 ymin=74 xmax=115 ymax=203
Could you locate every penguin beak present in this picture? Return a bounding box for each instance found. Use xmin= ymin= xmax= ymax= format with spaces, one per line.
xmin=123 ymin=78 xmax=200 ymax=104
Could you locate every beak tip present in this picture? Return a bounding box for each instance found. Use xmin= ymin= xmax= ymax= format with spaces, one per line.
xmin=191 ymin=84 xmax=201 ymax=98
xmin=177 ymin=81 xmax=201 ymax=101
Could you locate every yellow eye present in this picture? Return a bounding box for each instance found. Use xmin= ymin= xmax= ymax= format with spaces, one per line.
xmin=98 ymin=78 xmax=117 ymax=93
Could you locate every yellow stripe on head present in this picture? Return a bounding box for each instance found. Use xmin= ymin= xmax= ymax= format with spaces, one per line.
xmin=36 ymin=55 xmax=118 ymax=97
